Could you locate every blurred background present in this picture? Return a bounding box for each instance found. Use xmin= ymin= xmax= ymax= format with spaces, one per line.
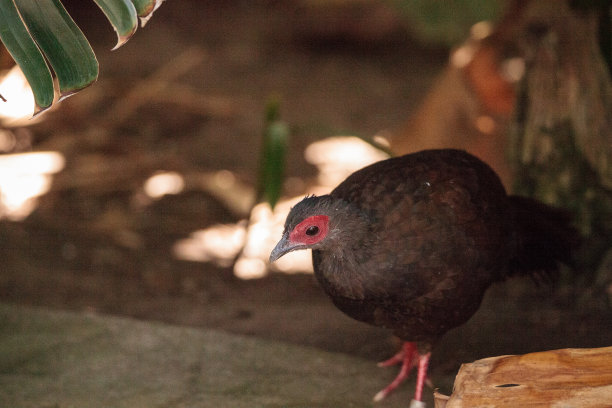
xmin=0 ymin=0 xmax=610 ymax=396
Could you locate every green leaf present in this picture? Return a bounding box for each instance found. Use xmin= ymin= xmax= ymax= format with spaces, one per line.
xmin=257 ymin=99 xmax=289 ymax=209
xmin=131 ymin=0 xmax=155 ymax=16
xmin=0 ymin=0 xmax=54 ymax=112
xmin=15 ymin=0 xmax=98 ymax=99
xmin=93 ymin=0 xmax=138 ymax=50
xmin=130 ymin=0 xmax=164 ymax=26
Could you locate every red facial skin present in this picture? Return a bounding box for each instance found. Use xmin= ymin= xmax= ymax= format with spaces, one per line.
xmin=289 ymin=215 xmax=329 ymax=245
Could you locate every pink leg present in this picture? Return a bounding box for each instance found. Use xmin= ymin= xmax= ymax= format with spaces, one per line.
xmin=413 ymin=352 xmax=431 ymax=402
xmin=373 ymin=342 xmax=419 ymax=402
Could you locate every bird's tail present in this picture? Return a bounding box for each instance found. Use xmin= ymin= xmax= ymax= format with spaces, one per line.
xmin=507 ymin=195 xmax=580 ymax=279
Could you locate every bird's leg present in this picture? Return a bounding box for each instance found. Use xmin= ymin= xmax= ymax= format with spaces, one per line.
xmin=413 ymin=352 xmax=431 ymax=402
xmin=373 ymin=342 xmax=419 ymax=402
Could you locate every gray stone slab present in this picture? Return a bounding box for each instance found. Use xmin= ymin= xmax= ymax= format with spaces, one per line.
xmin=0 ymin=303 xmax=423 ymax=407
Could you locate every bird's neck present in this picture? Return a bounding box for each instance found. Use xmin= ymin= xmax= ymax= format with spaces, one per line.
xmin=312 ymin=234 xmax=373 ymax=300
xmin=310 ymin=197 xmax=375 ymax=299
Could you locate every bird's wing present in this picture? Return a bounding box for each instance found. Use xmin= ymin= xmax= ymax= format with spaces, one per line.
xmin=331 ymin=150 xmax=510 ymax=298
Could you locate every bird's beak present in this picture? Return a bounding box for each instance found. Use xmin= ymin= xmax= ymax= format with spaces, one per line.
xmin=269 ymin=233 xmax=302 ymax=263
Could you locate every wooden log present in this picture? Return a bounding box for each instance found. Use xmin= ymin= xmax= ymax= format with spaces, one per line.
xmin=443 ymin=346 xmax=612 ymax=407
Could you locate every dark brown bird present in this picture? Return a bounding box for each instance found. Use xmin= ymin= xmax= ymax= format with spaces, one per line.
xmin=269 ymin=149 xmax=577 ymax=406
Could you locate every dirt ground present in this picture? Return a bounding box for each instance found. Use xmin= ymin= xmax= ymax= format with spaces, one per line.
xmin=1 ymin=0 xmax=611 ymax=399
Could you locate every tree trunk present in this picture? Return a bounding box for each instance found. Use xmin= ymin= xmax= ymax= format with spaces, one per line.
xmin=499 ymin=0 xmax=612 ymax=284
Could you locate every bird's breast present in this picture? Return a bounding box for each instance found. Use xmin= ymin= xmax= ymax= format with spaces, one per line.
xmin=312 ymin=249 xmax=367 ymax=300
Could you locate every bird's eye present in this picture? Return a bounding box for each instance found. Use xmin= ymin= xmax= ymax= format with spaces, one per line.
xmin=306 ymin=226 xmax=319 ymax=236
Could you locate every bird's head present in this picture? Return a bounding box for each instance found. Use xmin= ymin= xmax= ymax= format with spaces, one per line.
xmin=269 ymin=195 xmax=364 ymax=263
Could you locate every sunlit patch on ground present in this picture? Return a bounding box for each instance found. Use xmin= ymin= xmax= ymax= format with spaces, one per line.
xmin=172 ymin=198 xmax=313 ymax=279
xmin=172 ymin=136 xmax=389 ymax=278
xmin=305 ymin=136 xmax=389 ymax=187
xmin=0 ymin=66 xmax=64 ymax=220
xmin=0 ymin=65 xmax=40 ymax=126
xmin=173 ymin=221 xmax=247 ymax=267
xmin=0 ymin=151 xmax=65 ymax=220
xmin=143 ymin=171 xmax=185 ymax=198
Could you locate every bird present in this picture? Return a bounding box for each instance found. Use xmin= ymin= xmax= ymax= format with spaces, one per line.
xmin=269 ymin=149 xmax=578 ymax=407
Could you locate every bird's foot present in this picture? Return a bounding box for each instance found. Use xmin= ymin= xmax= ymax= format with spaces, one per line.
xmin=373 ymin=342 xmax=419 ymax=402
xmin=373 ymin=342 xmax=432 ymax=404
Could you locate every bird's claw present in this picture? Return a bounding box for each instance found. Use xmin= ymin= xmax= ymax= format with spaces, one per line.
xmin=409 ymin=399 xmax=427 ymax=408
xmin=374 ymin=342 xmax=419 ymax=401
xmin=372 ymin=390 xmax=387 ymax=402
xmin=374 ymin=342 xmax=432 ymax=403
